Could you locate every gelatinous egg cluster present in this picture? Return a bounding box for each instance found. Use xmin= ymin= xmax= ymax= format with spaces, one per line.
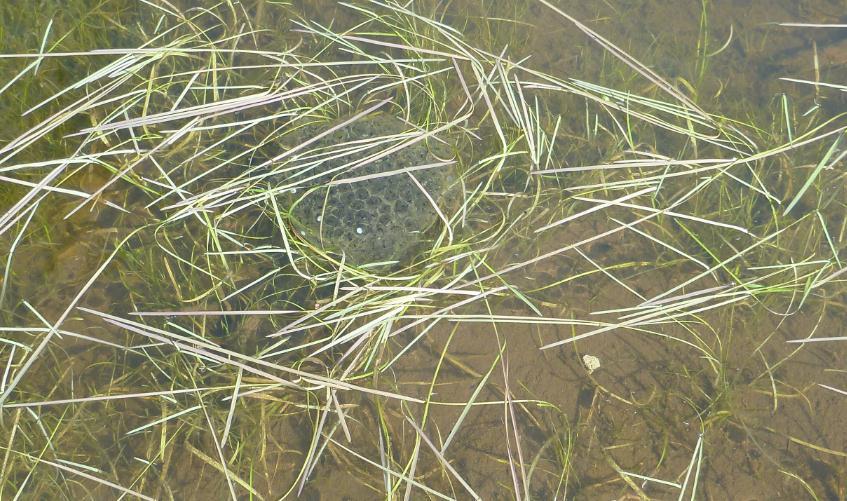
xmin=284 ymin=113 xmax=457 ymax=265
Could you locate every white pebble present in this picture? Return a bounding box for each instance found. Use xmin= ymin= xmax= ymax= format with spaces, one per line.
xmin=582 ymin=354 xmax=601 ymax=375
xmin=356 ymin=227 xmax=364 ymax=234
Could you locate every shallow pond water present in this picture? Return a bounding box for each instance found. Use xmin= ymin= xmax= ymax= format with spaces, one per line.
xmin=1 ymin=1 xmax=846 ymax=499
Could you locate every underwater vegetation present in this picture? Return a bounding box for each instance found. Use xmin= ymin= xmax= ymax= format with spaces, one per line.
xmin=0 ymin=0 xmax=846 ymax=498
